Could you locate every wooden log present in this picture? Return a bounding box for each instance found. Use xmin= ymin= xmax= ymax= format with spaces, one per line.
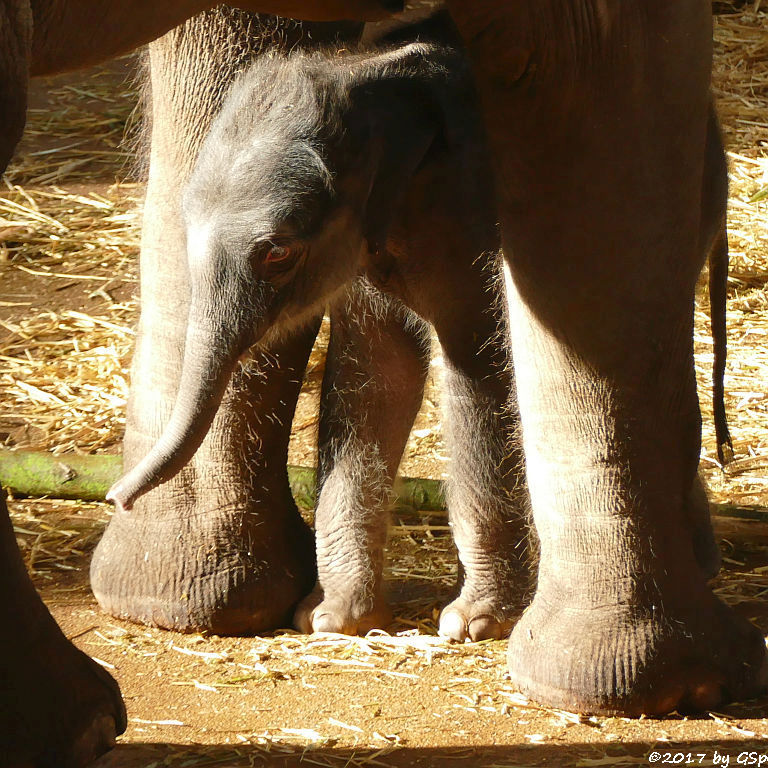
xmin=0 ymin=449 xmax=448 ymax=511
xmin=0 ymin=450 xmax=118 ymax=502
xmin=2 ymin=449 xmax=765 ymax=528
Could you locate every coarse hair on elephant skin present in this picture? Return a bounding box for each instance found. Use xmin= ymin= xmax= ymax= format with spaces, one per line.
xmin=107 ymin=10 xmax=533 ymax=643
xmin=4 ymin=3 xmax=406 ymax=176
xmin=90 ymin=13 xmax=371 ymax=640
xmin=27 ymin=1 xmax=405 ymax=75
xmin=108 ymin=8 xmax=737 ymax=645
xmin=0 ymin=0 xmax=763 ymax=739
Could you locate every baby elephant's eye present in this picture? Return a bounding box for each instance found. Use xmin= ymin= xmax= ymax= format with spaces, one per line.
xmin=253 ymin=239 xmax=303 ymax=279
xmin=265 ymin=244 xmax=293 ymax=264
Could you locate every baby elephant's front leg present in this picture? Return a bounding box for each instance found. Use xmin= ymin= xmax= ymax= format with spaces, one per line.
xmin=293 ymin=280 xmax=430 ymax=634
xmin=417 ymin=252 xmax=530 ymax=642
xmin=439 ymin=358 xmax=530 ymax=642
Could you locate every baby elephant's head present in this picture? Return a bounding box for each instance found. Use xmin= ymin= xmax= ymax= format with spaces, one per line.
xmin=182 ymin=42 xmax=444 ymax=348
xmin=107 ymin=41 xmax=453 ymax=512
xmin=182 ymin=77 xmax=367 ymax=351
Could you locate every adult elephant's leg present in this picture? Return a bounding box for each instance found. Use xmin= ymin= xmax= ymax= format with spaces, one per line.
xmin=91 ymin=11 xmax=361 ymax=634
xmin=0 ymin=1 xmax=31 ymax=168
xmin=0 ymin=493 xmax=127 ymax=766
xmin=294 ymin=280 xmax=430 ymax=635
xmin=448 ymin=1 xmax=766 ymax=714
xmin=1 ymin=7 xmax=125 ymax=766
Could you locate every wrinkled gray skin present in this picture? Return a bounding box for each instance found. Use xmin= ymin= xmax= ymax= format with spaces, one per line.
xmin=2 ymin=1 xmax=404 ymax=170
xmin=448 ymin=0 xmax=765 ymax=715
xmin=89 ymin=14 xmax=423 ymax=642
xmin=119 ymin=0 xmax=765 ymax=717
xmin=108 ymin=12 xmax=531 ymax=641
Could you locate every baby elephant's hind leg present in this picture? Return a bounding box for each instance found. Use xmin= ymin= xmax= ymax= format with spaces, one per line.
xmin=293 ymin=279 xmax=430 ymax=635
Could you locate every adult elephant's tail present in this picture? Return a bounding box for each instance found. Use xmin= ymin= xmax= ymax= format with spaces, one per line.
xmin=709 ymin=218 xmax=733 ymax=466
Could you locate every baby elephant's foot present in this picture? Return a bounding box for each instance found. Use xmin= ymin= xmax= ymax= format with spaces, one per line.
xmin=294 ymin=585 xmax=392 ymax=635
xmin=439 ymin=595 xmax=515 ymax=642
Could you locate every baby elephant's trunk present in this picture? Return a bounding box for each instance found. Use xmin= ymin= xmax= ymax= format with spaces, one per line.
xmin=107 ymin=315 xmax=245 ymax=512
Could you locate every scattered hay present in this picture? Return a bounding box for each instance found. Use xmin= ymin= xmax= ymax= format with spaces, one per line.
xmin=0 ymin=306 xmax=134 ymax=452
xmin=1 ymin=4 xmax=768 ymax=667
xmin=0 ymin=182 xmax=141 ymax=267
xmin=9 ymin=497 xmax=108 ymax=575
xmin=0 ymin=13 xmax=765 ymax=500
xmin=0 ymin=69 xmax=141 ymax=453
xmin=2 ymin=59 xmax=140 ymax=188
xmin=0 ymin=12 xmax=764 ymax=489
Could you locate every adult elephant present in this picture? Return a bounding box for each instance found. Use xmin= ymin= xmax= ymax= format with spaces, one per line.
xmin=0 ymin=4 xmax=401 ymax=767
xmin=0 ymin=1 xmax=402 ymax=170
xmin=445 ymin=0 xmax=767 ymax=714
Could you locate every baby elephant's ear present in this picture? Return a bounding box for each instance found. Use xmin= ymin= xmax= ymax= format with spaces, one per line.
xmin=362 ymin=105 xmax=435 ymax=254
xmin=351 ymin=44 xmax=442 ymax=253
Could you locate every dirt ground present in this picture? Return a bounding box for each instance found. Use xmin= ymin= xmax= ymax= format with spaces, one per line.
xmin=2 ymin=8 xmax=768 ymax=767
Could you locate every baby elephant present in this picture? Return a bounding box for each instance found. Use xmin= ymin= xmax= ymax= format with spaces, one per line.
xmin=108 ymin=12 xmax=533 ymax=639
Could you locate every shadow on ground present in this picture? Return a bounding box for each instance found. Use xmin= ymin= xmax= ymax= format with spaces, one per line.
xmin=92 ymin=739 xmax=768 ymax=767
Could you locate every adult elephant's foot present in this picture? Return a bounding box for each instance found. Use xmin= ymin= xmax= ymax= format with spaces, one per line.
xmin=92 ymin=328 xmax=321 ymax=635
xmin=449 ymin=0 xmax=748 ymax=720
xmin=507 ymin=590 xmax=767 ymax=716
xmin=1 ymin=496 xmax=126 ymax=767
xmin=91 ymin=488 xmax=316 ymax=634
xmin=92 ymin=346 xmax=320 ymax=633
xmin=294 ymin=584 xmax=392 ymax=634
xmin=3 ymin=621 xmax=126 ymax=768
